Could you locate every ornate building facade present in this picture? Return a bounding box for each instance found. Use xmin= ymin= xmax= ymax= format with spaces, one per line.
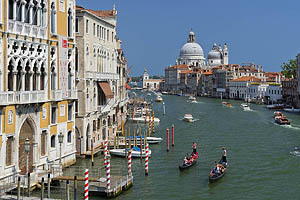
xmin=0 ymin=0 xmax=77 ymax=186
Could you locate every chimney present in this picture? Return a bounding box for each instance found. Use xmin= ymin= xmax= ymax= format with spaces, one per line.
xmin=257 ymin=65 xmax=260 ymax=72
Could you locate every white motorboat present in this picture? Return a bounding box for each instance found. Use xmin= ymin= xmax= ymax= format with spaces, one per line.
xmin=266 ymin=104 xmax=284 ymax=109
xmin=189 ymin=96 xmax=196 ymax=101
xmin=283 ymin=107 xmax=300 ymax=113
xmin=240 ymin=104 xmax=250 ymax=111
xmin=109 ymin=147 xmax=152 ymax=158
xmin=155 ymin=96 xmax=163 ymax=102
xmin=126 ymin=136 xmax=163 ymax=144
xmin=147 ymin=93 xmax=151 ymax=96
xmin=183 ymin=114 xmax=193 ymax=122
xmin=162 ymin=91 xmax=168 ymax=95
xmin=128 ymin=116 xmax=160 ymax=123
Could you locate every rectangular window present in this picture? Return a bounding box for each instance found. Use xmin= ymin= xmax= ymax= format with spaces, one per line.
xmin=68 ymin=104 xmax=73 ymax=121
xmin=75 ymin=100 xmax=78 ymax=114
xmin=6 ymin=136 xmax=13 ymax=166
xmin=51 ymin=106 xmax=57 ymax=124
xmin=75 ymin=17 xmax=79 ymax=33
xmin=93 ymin=120 xmax=96 ymax=131
xmin=41 ymin=130 xmax=47 ymax=156
xmin=107 ymin=30 xmax=109 ymax=41
xmin=51 ymin=135 xmax=56 ymax=148
xmin=93 ymin=23 xmax=96 ymax=36
xmin=86 ymin=19 xmax=89 ymax=33
xmin=112 ymin=32 xmax=114 ymax=42
xmin=97 ymin=25 xmax=100 ymax=37
xmin=67 ymin=131 xmax=72 ymax=143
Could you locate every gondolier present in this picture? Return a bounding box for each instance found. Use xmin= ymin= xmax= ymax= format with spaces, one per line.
xmin=222 ymin=147 xmax=227 ymax=165
xmin=192 ymin=142 xmax=197 ymax=154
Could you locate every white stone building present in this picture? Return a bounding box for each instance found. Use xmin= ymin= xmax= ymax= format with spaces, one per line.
xmin=229 ymin=76 xmax=261 ymax=100
xmin=142 ymin=68 xmax=163 ymax=90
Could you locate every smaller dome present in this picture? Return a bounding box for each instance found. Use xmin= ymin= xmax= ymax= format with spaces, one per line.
xmin=208 ymin=49 xmax=222 ymax=60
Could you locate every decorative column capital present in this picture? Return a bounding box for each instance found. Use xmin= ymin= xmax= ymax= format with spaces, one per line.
xmin=12 ymin=70 xmax=18 ymax=75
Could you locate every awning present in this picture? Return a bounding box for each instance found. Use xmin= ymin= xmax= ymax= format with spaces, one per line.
xmin=126 ymin=83 xmax=131 ymax=90
xmin=99 ymin=82 xmax=114 ymax=99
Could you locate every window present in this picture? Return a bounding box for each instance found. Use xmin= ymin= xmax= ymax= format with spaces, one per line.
xmin=97 ymin=25 xmax=100 ymax=37
xmin=93 ymin=120 xmax=96 ymax=131
xmin=86 ymin=20 xmax=89 ymax=33
xmin=41 ymin=130 xmax=47 ymax=156
xmin=68 ymin=104 xmax=73 ymax=121
xmin=107 ymin=30 xmax=109 ymax=41
xmin=68 ymin=8 xmax=73 ymax=37
xmin=75 ymin=17 xmax=79 ymax=32
xmin=50 ymin=2 xmax=57 ymax=34
xmin=51 ymin=106 xmax=57 ymax=124
xmin=8 ymin=0 xmax=13 ymax=20
xmin=51 ymin=135 xmax=56 ymax=148
xmin=93 ymin=23 xmax=96 ymax=36
xmin=67 ymin=131 xmax=72 ymax=143
xmin=6 ymin=136 xmax=13 ymax=166
xmin=112 ymin=32 xmax=114 ymax=42
xmin=75 ymin=47 xmax=78 ymax=73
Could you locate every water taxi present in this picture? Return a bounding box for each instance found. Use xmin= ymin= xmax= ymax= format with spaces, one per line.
xmin=283 ymin=107 xmax=300 ymax=113
xmin=183 ymin=114 xmax=193 ymax=122
xmin=128 ymin=116 xmax=160 ymax=123
xmin=275 ymin=116 xmax=290 ymax=125
xmin=155 ymin=96 xmax=163 ymax=102
xmin=147 ymin=93 xmax=151 ymax=96
xmin=110 ymin=147 xmax=152 ymax=158
xmin=240 ymin=104 xmax=250 ymax=111
xmin=126 ymin=136 xmax=163 ymax=144
xmin=189 ymin=96 xmax=196 ymax=101
xmin=162 ymin=91 xmax=168 ymax=95
xmin=267 ymin=104 xmax=284 ymax=110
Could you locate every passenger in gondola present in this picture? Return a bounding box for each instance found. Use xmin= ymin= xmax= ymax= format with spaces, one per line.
xmin=183 ymin=156 xmax=188 ymax=165
xmin=222 ymin=147 xmax=227 ymax=165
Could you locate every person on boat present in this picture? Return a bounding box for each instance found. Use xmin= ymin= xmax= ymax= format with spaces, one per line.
xmin=183 ymin=156 xmax=188 ymax=164
xmin=222 ymin=147 xmax=227 ymax=165
xmin=192 ymin=142 xmax=197 ymax=154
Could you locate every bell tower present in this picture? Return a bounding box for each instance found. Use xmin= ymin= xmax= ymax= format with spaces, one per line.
xmin=223 ymin=43 xmax=229 ymax=65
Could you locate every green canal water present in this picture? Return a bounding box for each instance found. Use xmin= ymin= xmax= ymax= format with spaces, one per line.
xmin=68 ymin=94 xmax=300 ymax=199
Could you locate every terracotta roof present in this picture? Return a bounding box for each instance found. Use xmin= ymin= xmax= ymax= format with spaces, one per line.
xmin=179 ymin=70 xmax=193 ymax=74
xmin=166 ymin=64 xmax=189 ymax=70
xmin=231 ymin=76 xmax=261 ymax=82
xmin=265 ymin=72 xmax=282 ymax=77
xmin=144 ymin=79 xmax=163 ymax=82
xmin=76 ymin=5 xmax=116 ymax=17
xmin=203 ymin=70 xmax=213 ymax=75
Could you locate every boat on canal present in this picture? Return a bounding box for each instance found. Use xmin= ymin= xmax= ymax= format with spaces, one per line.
xmin=155 ymin=95 xmax=163 ymax=102
xmin=209 ymin=159 xmax=227 ymax=183
xmin=183 ymin=114 xmax=193 ymax=122
xmin=283 ymin=107 xmax=300 ymax=113
xmin=188 ymin=96 xmax=196 ymax=101
xmin=147 ymin=93 xmax=151 ymax=96
xmin=267 ymin=104 xmax=284 ymax=110
xmin=240 ymin=103 xmax=250 ymax=111
xmin=274 ymin=115 xmax=290 ymax=125
xmin=179 ymin=152 xmax=198 ymax=170
xmin=222 ymin=102 xmax=232 ymax=107
xmin=162 ymin=91 xmax=168 ymax=95
xmin=128 ymin=115 xmax=160 ymax=123
xmin=126 ymin=136 xmax=163 ymax=144
xmin=110 ymin=147 xmax=152 ymax=158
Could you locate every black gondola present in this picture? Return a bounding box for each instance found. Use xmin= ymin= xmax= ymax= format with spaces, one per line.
xmin=179 ymin=152 xmax=198 ymax=170
xmin=208 ymin=159 xmax=227 ymax=183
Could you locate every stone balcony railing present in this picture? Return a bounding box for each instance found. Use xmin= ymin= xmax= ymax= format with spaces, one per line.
xmin=8 ymin=20 xmax=47 ymax=39
xmin=86 ymin=71 xmax=119 ymax=81
xmin=66 ymin=89 xmax=78 ymax=100
xmin=0 ymin=90 xmax=47 ymax=105
xmin=50 ymin=90 xmax=62 ymax=101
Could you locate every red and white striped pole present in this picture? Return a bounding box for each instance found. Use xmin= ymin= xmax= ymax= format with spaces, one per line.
xmin=84 ymin=169 xmax=88 ymax=200
xmin=104 ymin=138 xmax=108 ymax=166
xmin=128 ymin=150 xmax=132 ymax=177
xmin=106 ymin=155 xmax=111 ymax=192
xmin=145 ymin=143 xmax=149 ymax=176
xmin=167 ymin=128 xmax=169 ymax=152
xmin=172 ymin=124 xmax=175 ymax=147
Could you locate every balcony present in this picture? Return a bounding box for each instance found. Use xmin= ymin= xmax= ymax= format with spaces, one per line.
xmin=8 ymin=20 xmax=47 ymax=39
xmin=50 ymin=90 xmax=62 ymax=101
xmin=86 ymin=71 xmax=119 ymax=81
xmin=0 ymin=91 xmax=46 ymax=105
xmin=66 ymin=89 xmax=78 ymax=100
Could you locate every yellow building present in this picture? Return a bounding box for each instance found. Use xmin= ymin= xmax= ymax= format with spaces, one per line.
xmin=0 ymin=0 xmax=76 ymax=187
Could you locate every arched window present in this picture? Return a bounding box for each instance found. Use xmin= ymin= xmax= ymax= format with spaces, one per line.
xmin=16 ymin=61 xmax=23 ymax=91
xmin=41 ymin=0 xmax=47 ymax=27
xmin=68 ymin=8 xmax=72 ymax=37
xmin=68 ymin=63 xmax=72 ymax=90
xmin=50 ymin=2 xmax=56 ymax=34
xmin=40 ymin=64 xmax=45 ymax=90
xmin=8 ymin=60 xmax=14 ymax=91
xmin=16 ymin=0 xmax=22 ymax=21
xmin=51 ymin=64 xmax=56 ymax=90
xmin=24 ymin=0 xmax=30 ymax=23
xmin=8 ymin=0 xmax=14 ymax=20
xmin=32 ymin=0 xmax=38 ymax=25
xmin=32 ymin=64 xmax=38 ymax=91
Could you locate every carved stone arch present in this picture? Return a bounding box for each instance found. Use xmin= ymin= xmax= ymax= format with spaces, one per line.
xmin=7 ymin=56 xmax=16 ymax=68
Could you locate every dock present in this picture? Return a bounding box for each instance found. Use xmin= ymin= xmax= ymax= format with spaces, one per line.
xmin=0 ymin=196 xmax=59 ymax=200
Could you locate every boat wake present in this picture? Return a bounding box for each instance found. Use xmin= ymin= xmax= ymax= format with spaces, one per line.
xmin=186 ymin=100 xmax=201 ymax=104
xmin=179 ymin=118 xmax=199 ymax=122
xmin=273 ymin=123 xmax=300 ymax=130
xmin=290 ymin=147 xmax=300 ymax=156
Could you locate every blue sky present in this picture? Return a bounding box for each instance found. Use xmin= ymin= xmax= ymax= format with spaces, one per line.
xmin=77 ymin=0 xmax=300 ymax=76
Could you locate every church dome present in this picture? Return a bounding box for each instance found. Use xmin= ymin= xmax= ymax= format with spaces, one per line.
xmin=207 ymin=49 xmax=222 ymax=60
xmin=179 ymin=43 xmax=204 ymax=57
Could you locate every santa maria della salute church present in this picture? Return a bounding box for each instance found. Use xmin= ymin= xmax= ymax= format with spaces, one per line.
xmin=177 ymin=30 xmax=229 ymax=68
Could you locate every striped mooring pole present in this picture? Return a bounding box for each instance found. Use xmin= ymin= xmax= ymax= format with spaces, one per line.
xmin=104 ymin=138 xmax=108 ymax=166
xmin=167 ymin=128 xmax=170 ymax=151
xmin=145 ymin=143 xmax=149 ymax=176
xmin=128 ymin=150 xmax=132 ymax=177
xmin=84 ymin=169 xmax=88 ymax=200
xmin=106 ymin=155 xmax=111 ymax=191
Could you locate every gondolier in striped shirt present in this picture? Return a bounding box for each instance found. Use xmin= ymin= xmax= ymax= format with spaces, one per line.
xmin=222 ymin=147 xmax=227 ymax=165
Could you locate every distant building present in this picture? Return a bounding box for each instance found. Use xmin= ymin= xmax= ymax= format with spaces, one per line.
xmin=142 ymin=69 xmax=163 ymax=91
xmin=282 ymin=79 xmax=299 ymax=107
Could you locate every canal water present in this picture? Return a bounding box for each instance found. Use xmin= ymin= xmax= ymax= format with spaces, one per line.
xmin=67 ymin=93 xmax=300 ymax=199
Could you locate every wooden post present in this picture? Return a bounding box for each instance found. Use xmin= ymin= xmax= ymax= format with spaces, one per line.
xmin=167 ymin=128 xmax=169 ymax=152
xmin=114 ymin=136 xmax=116 ymax=149
xmin=41 ymin=177 xmax=44 ymax=200
xmin=84 ymin=169 xmax=89 ymax=200
xmin=117 ymin=131 xmax=119 ymax=149
xmin=17 ymin=177 xmax=21 ymax=200
xmin=91 ymin=142 xmax=94 ymax=167
xmin=172 ymin=124 xmax=175 ymax=146
xmin=128 ymin=127 xmax=131 ymax=149
xmin=149 ymin=112 xmax=151 ymax=137
xmin=66 ymin=180 xmax=70 ymax=200
xmin=47 ymin=173 xmax=51 ymax=198
xmin=152 ymin=111 xmax=155 ymax=134
xmin=124 ymin=129 xmax=127 ymax=158
xmin=121 ymin=120 xmax=124 ymax=136
xmin=74 ymin=176 xmax=77 ymax=200
xmin=133 ymin=129 xmax=136 ymax=147
xmin=140 ymin=132 xmax=143 ymax=159
xmin=27 ymin=173 xmax=30 ymax=197
xmin=144 ymin=131 xmax=146 ymax=150
xmin=145 ymin=143 xmax=149 ymax=176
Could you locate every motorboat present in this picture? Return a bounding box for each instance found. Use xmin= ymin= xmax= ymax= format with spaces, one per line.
xmin=191 ymin=99 xmax=198 ymax=103
xmin=110 ymin=147 xmax=152 ymax=158
xmin=126 ymin=136 xmax=163 ymax=144
xmin=273 ymin=111 xmax=283 ymax=118
xmin=128 ymin=115 xmax=160 ymax=123
xmin=222 ymin=102 xmax=232 ymax=107
xmin=275 ymin=116 xmax=290 ymax=125
xmin=147 ymin=93 xmax=151 ymax=96
xmin=189 ymin=96 xmax=196 ymax=101
xmin=162 ymin=91 xmax=168 ymax=95
xmin=155 ymin=96 xmax=163 ymax=102
xmin=267 ymin=104 xmax=284 ymax=110
xmin=183 ymin=114 xmax=193 ymax=122
xmin=240 ymin=104 xmax=250 ymax=111
xmin=283 ymin=107 xmax=300 ymax=113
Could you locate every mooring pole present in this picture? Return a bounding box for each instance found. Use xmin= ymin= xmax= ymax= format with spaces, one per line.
xmin=172 ymin=124 xmax=175 ymax=147
xmin=17 ymin=177 xmax=21 ymax=200
xmin=167 ymin=128 xmax=169 ymax=151
xmin=41 ymin=177 xmax=44 ymax=200
xmin=47 ymin=173 xmax=51 ymax=198
xmin=74 ymin=176 xmax=77 ymax=200
xmin=66 ymin=180 xmax=70 ymax=200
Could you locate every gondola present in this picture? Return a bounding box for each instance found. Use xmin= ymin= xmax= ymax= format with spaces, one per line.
xmin=179 ymin=152 xmax=198 ymax=170
xmin=209 ymin=159 xmax=227 ymax=183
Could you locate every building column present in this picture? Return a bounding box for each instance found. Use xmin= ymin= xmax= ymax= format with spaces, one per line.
xmin=13 ymin=0 xmax=17 ymax=20
xmin=21 ymin=0 xmax=26 ymax=22
xmin=29 ymin=2 xmax=34 ymax=24
xmin=36 ymin=3 xmax=41 ymax=26
xmin=13 ymin=70 xmax=18 ymax=91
